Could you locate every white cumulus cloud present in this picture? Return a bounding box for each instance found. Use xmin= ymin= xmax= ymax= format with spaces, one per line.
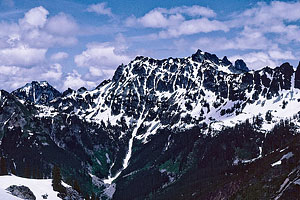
xmin=159 ymin=18 xmax=229 ymax=38
xmin=74 ymin=43 xmax=131 ymax=68
xmin=46 ymin=13 xmax=78 ymax=35
xmin=40 ymin=63 xmax=63 ymax=81
xmin=50 ymin=52 xmax=69 ymax=61
xmin=137 ymin=10 xmax=184 ymax=28
xmin=0 ymin=6 xmax=78 ymax=49
xmin=63 ymin=70 xmax=97 ymax=90
xmin=0 ymin=6 xmax=81 ymax=91
xmin=125 ymin=5 xmax=227 ymax=38
xmin=168 ymin=5 xmax=216 ymax=18
xmin=229 ymin=49 xmax=297 ymax=70
xmin=0 ymin=45 xmax=46 ymax=66
xmin=19 ymin=6 xmax=49 ymax=29
xmin=87 ymin=2 xmax=113 ymax=17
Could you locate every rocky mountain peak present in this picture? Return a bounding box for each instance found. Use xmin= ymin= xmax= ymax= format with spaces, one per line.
xmin=295 ymin=62 xmax=300 ymax=89
xmin=61 ymin=88 xmax=75 ymax=97
xmin=191 ymin=49 xmax=204 ymax=63
xmin=77 ymin=87 xmax=87 ymax=94
xmin=222 ymin=56 xmax=232 ymax=66
xmin=12 ymin=81 xmax=61 ymax=104
xmin=234 ymin=59 xmax=249 ymax=72
xmin=191 ymin=49 xmax=250 ymax=74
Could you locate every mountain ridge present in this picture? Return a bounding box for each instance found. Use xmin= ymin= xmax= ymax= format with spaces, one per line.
xmin=1 ymin=49 xmax=300 ymax=199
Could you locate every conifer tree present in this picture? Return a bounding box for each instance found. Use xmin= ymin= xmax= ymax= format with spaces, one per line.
xmin=91 ymin=192 xmax=96 ymax=200
xmin=36 ymin=167 xmax=42 ymax=179
xmin=73 ymin=179 xmax=81 ymax=194
xmin=24 ymin=164 xmax=31 ymax=178
xmin=0 ymin=157 xmax=8 ymax=175
xmin=52 ymin=165 xmax=65 ymax=193
xmin=32 ymin=168 xmax=37 ymax=179
xmin=10 ymin=161 xmax=16 ymax=175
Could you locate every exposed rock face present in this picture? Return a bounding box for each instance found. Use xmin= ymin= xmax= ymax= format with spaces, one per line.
xmin=6 ymin=185 xmax=36 ymax=200
xmin=58 ymin=187 xmax=84 ymax=200
xmin=295 ymin=62 xmax=300 ymax=89
xmin=12 ymin=81 xmax=61 ymax=104
xmin=234 ymin=59 xmax=249 ymax=72
xmin=222 ymin=56 xmax=232 ymax=66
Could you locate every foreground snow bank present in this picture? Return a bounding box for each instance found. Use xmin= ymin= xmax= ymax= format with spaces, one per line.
xmin=0 ymin=175 xmax=69 ymax=200
xmin=0 ymin=187 xmax=22 ymax=199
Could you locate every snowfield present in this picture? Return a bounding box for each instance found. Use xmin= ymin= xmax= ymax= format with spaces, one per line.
xmin=0 ymin=175 xmax=70 ymax=200
xmin=0 ymin=188 xmax=22 ymax=199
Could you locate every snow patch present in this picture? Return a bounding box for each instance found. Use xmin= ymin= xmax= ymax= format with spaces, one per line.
xmin=0 ymin=175 xmax=71 ymax=200
xmin=271 ymin=152 xmax=294 ymax=167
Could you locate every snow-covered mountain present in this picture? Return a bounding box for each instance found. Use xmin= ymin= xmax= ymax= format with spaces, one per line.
xmin=12 ymin=81 xmax=61 ymax=105
xmin=1 ymin=50 xmax=300 ymax=199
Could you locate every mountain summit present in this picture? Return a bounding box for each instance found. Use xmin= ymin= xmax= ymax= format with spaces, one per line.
xmin=12 ymin=81 xmax=61 ymax=105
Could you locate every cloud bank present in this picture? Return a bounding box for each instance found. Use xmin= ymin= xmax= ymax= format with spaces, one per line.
xmin=1 ymin=1 xmax=300 ymax=91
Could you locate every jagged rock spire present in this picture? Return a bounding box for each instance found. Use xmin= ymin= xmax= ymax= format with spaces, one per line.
xmin=234 ymin=59 xmax=249 ymax=72
xmin=295 ymin=62 xmax=300 ymax=89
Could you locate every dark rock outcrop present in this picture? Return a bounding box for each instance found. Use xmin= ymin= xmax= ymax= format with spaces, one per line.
xmin=6 ymin=185 xmax=36 ymax=200
xmin=234 ymin=59 xmax=249 ymax=72
xmin=222 ymin=56 xmax=232 ymax=66
xmin=295 ymin=62 xmax=300 ymax=89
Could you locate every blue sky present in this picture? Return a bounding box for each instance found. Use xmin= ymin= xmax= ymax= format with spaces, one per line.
xmin=0 ymin=0 xmax=299 ymax=91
